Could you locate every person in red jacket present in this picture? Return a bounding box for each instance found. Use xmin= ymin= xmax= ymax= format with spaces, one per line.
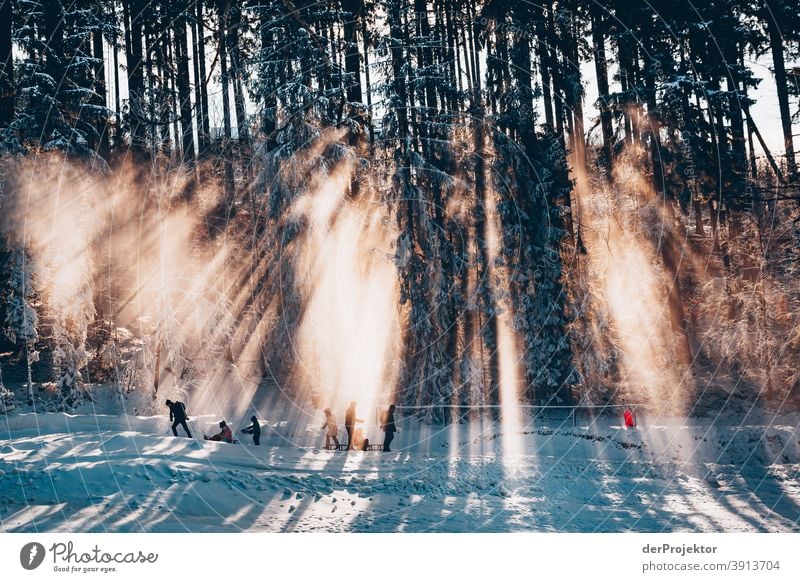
xmin=623 ymin=408 xmax=635 ymax=428
xmin=205 ymin=420 xmax=233 ymax=443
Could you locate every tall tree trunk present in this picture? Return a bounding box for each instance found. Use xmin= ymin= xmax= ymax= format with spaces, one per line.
xmin=342 ymin=0 xmax=364 ymax=106
xmin=467 ymin=0 xmax=482 ymax=98
xmin=167 ymin=29 xmax=180 ymax=154
xmin=144 ymin=19 xmax=159 ymax=152
xmin=532 ymin=8 xmax=555 ymax=129
xmin=660 ymin=229 xmax=694 ymax=367
xmin=92 ymin=28 xmax=110 ymax=157
xmin=218 ymin=0 xmax=235 ymax=207
xmin=123 ymin=0 xmax=146 ymax=151
xmin=388 ymin=2 xmax=409 ymax=144
xmin=725 ymin=44 xmax=747 ymax=186
xmin=219 ymin=4 xmax=231 ymax=140
xmin=693 ymin=198 xmax=705 ymax=236
xmin=765 ymin=7 xmax=797 ymax=179
xmin=617 ymin=20 xmax=638 ymax=145
xmin=417 ymin=0 xmax=438 ymax=121
xmin=443 ymin=0 xmax=460 ymax=111
xmin=196 ymin=0 xmax=210 ymax=155
xmin=544 ymin=5 xmax=565 ymax=143
xmin=569 ymin=45 xmax=586 ymax=170
xmin=0 ymin=0 xmax=13 ymax=127
xmin=644 ymin=55 xmax=665 ymax=197
xmin=157 ymin=25 xmax=172 ymax=152
xmin=361 ymin=16 xmax=374 ymax=143
xmin=473 ymin=115 xmax=499 ymax=407
xmin=228 ymin=1 xmax=249 ymax=146
xmin=191 ymin=8 xmax=204 ymax=154
xmin=740 ymin=53 xmax=759 ymax=181
xmin=111 ymin=2 xmax=121 ymax=145
xmin=388 ymin=0 xmax=421 ymax=409
xmin=591 ymin=5 xmax=613 ymax=179
xmin=462 ymin=0 xmax=481 ymax=95
xmin=259 ymin=4 xmax=277 ymax=149
xmin=174 ymin=12 xmax=195 ymax=162
xmin=25 ymin=339 xmax=34 ymax=405
xmin=42 ymin=0 xmax=65 ymax=136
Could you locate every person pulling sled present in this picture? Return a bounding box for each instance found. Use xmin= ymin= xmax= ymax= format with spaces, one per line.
xmin=322 ymin=408 xmax=340 ymax=449
xmin=241 ymin=415 xmax=261 ymax=445
xmin=380 ymin=404 xmax=398 ymax=452
xmin=166 ymin=399 xmax=192 ymax=438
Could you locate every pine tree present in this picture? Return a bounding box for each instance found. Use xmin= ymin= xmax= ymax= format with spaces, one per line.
xmin=8 ymin=0 xmax=113 ymax=160
xmin=759 ymin=0 xmax=798 ymax=179
xmin=2 ymin=249 xmax=39 ymax=404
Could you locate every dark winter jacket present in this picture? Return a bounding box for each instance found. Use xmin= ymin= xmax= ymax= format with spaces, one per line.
xmin=382 ymin=411 xmax=396 ymax=434
xmin=169 ymin=401 xmax=188 ymax=422
xmin=250 ymin=419 xmax=261 ymax=439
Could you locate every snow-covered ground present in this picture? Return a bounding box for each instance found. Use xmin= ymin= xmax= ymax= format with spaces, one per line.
xmin=1 ymin=402 xmax=798 ymax=532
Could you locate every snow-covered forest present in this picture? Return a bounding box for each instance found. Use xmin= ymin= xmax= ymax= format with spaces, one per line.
xmin=0 ymin=0 xmax=799 ymax=534
xmin=1 ymin=0 xmax=798 ymax=417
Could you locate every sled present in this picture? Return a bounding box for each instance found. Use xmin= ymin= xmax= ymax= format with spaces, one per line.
xmin=204 ymin=435 xmax=238 ymax=444
xmin=324 ymin=443 xmax=383 ymax=451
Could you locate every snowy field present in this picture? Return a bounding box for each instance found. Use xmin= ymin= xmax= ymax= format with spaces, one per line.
xmin=1 ymin=405 xmax=799 ymax=533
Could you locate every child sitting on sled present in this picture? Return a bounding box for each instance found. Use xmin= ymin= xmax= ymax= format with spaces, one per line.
xmin=205 ymin=420 xmax=234 ymax=443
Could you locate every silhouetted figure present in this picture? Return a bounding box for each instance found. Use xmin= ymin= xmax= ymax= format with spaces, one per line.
xmin=344 ymin=401 xmax=363 ymax=451
xmin=241 ymin=415 xmax=261 ymax=445
xmin=205 ymin=420 xmax=233 ymax=443
xmin=381 ymin=404 xmax=397 ymax=452
xmin=166 ymin=399 xmax=192 ymax=438
xmin=322 ymin=408 xmax=339 ymax=449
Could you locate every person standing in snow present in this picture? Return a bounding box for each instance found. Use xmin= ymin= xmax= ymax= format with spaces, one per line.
xmin=166 ymin=399 xmax=192 ymax=438
xmin=623 ymin=407 xmax=635 ymax=428
xmin=241 ymin=415 xmax=261 ymax=445
xmin=380 ymin=404 xmax=397 ymax=452
xmin=205 ymin=420 xmax=233 ymax=443
xmin=344 ymin=401 xmax=363 ymax=451
xmin=322 ymin=408 xmax=340 ymax=449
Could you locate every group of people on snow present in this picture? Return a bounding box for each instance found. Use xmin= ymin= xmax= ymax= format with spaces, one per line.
xmin=166 ymin=399 xmax=260 ymax=445
xmin=322 ymin=402 xmax=397 ymax=452
xmin=165 ymin=399 xmax=397 ymax=452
